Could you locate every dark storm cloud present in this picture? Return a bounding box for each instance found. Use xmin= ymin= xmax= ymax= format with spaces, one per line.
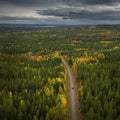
xmin=36 ymin=7 xmax=120 ymax=20
xmin=0 ymin=15 xmax=38 ymax=20
xmin=60 ymin=0 xmax=120 ymax=6
xmin=0 ymin=0 xmax=59 ymax=6
xmin=80 ymin=0 xmax=119 ymax=5
xmin=0 ymin=0 xmax=119 ymax=6
xmin=0 ymin=0 xmax=120 ymax=24
xmin=68 ymin=11 xmax=120 ymax=20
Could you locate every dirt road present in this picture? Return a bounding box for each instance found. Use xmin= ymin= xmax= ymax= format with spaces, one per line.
xmin=63 ymin=59 xmax=79 ymax=120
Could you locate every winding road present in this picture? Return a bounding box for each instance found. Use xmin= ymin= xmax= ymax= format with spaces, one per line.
xmin=63 ymin=59 xmax=80 ymax=120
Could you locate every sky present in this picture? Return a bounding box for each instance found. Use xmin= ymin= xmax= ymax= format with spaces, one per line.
xmin=0 ymin=0 xmax=120 ymax=25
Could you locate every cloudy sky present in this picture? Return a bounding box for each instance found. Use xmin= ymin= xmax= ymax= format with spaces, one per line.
xmin=0 ymin=0 xmax=120 ymax=25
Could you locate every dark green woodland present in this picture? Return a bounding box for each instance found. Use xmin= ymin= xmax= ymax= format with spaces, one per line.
xmin=0 ymin=25 xmax=120 ymax=120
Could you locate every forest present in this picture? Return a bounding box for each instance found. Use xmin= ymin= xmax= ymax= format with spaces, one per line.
xmin=0 ymin=25 xmax=120 ymax=120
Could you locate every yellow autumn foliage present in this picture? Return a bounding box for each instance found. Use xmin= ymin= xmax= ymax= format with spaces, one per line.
xmin=100 ymin=41 xmax=112 ymax=44
xmin=25 ymin=89 xmax=28 ymax=93
xmin=20 ymin=100 xmax=25 ymax=106
xmin=112 ymin=46 xmax=120 ymax=50
xmin=36 ymin=90 xmax=41 ymax=96
xmin=48 ymin=77 xmax=51 ymax=82
xmin=61 ymin=96 xmax=67 ymax=107
xmin=74 ymin=51 xmax=105 ymax=64
xmin=24 ymin=67 xmax=28 ymax=70
xmin=30 ymin=55 xmax=42 ymax=61
xmin=9 ymin=91 xmax=13 ymax=98
xmin=56 ymin=77 xmax=62 ymax=82
xmin=44 ymin=87 xmax=51 ymax=96
xmin=79 ymin=56 xmax=95 ymax=63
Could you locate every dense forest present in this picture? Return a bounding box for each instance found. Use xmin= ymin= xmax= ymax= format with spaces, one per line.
xmin=0 ymin=25 xmax=120 ymax=120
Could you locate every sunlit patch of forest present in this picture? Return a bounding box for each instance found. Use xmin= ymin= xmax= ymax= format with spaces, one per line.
xmin=0 ymin=25 xmax=120 ymax=120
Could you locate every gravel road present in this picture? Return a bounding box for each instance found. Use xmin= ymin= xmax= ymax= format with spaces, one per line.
xmin=63 ymin=59 xmax=78 ymax=120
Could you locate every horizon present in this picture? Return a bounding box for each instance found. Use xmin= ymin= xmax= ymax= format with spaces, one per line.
xmin=1 ymin=23 xmax=120 ymax=26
